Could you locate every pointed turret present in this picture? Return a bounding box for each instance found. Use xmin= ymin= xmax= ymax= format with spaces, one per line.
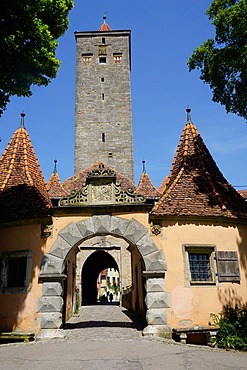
xmin=98 ymin=16 xmax=112 ymax=31
xmin=47 ymin=160 xmax=69 ymax=198
xmin=158 ymin=176 xmax=169 ymax=194
xmin=0 ymin=113 xmax=52 ymax=223
xmin=152 ymin=109 xmax=247 ymax=219
xmin=136 ymin=161 xmax=161 ymax=199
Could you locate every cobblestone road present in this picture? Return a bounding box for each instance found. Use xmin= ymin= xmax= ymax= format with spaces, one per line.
xmin=1 ymin=304 xmax=247 ymax=370
xmin=64 ymin=304 xmax=146 ymax=342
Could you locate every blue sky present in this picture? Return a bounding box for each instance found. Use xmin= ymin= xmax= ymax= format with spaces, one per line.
xmin=1 ymin=0 xmax=247 ymax=189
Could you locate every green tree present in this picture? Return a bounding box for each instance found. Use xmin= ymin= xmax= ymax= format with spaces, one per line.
xmin=0 ymin=0 xmax=73 ymax=116
xmin=188 ymin=0 xmax=247 ymax=120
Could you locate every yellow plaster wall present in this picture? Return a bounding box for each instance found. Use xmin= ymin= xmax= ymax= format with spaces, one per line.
xmin=0 ymin=224 xmax=46 ymax=333
xmin=159 ymin=220 xmax=247 ymax=328
xmin=2 ymin=213 xmax=246 ymax=334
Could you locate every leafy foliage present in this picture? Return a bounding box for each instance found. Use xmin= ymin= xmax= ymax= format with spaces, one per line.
xmin=108 ymin=283 xmax=120 ymax=294
xmin=0 ymin=0 xmax=73 ymax=115
xmin=188 ymin=0 xmax=247 ymax=120
xmin=211 ymin=305 xmax=247 ymax=350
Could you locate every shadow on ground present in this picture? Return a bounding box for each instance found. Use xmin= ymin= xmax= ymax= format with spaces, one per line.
xmin=64 ymin=306 xmax=146 ymax=332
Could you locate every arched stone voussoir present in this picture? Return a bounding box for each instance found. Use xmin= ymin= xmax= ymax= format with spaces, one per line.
xmin=91 ymin=215 xmax=112 ymax=234
xmin=109 ymin=216 xmax=131 ymax=237
xmin=122 ymin=218 xmax=148 ymax=245
xmin=40 ymin=254 xmax=65 ymax=275
xmin=76 ymin=217 xmax=96 ymax=240
xmin=58 ymin=222 xmax=82 ymax=247
xmin=49 ymin=235 xmax=71 ymax=260
xmin=143 ymin=250 xmax=167 ymax=272
xmin=136 ymin=233 xmax=160 ymax=257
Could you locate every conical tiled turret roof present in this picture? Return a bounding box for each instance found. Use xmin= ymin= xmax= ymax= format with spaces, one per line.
xmin=152 ymin=110 xmax=247 ymax=219
xmin=0 ymin=114 xmax=52 ymax=223
xmin=136 ymin=163 xmax=161 ymax=199
xmin=47 ymin=160 xmax=69 ymax=198
xmin=98 ymin=16 xmax=111 ymax=31
xmin=158 ymin=176 xmax=169 ymax=194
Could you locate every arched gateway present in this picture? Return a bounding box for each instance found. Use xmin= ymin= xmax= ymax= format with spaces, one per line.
xmin=37 ymin=215 xmax=170 ymax=336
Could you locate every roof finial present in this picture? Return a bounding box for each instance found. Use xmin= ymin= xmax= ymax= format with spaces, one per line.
xmin=20 ymin=111 xmax=25 ymax=128
xmin=142 ymin=160 xmax=146 ymax=173
xmin=103 ymin=15 xmax=107 ymax=23
xmin=186 ymin=107 xmax=192 ymax=123
xmin=53 ymin=159 xmax=57 ymax=174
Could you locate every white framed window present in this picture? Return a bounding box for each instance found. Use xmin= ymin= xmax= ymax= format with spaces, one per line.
xmin=183 ymin=245 xmax=216 ymax=286
xmin=0 ymin=250 xmax=32 ymax=293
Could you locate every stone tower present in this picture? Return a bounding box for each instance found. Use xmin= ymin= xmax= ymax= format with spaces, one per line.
xmin=74 ymin=17 xmax=134 ymax=181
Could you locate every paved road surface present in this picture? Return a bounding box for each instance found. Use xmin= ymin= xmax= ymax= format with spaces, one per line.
xmin=1 ymin=305 xmax=247 ymax=370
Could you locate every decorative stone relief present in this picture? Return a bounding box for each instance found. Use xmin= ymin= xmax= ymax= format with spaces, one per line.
xmin=150 ymin=222 xmax=162 ymax=236
xmin=41 ymin=223 xmax=53 ymax=238
xmin=58 ymin=164 xmax=146 ymax=207
xmin=91 ymin=183 xmax=112 ymax=203
xmin=59 ymin=186 xmax=88 ymax=206
xmin=98 ymin=45 xmax=107 ymax=55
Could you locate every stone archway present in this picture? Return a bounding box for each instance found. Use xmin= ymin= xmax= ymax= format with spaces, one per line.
xmin=37 ymin=215 xmax=170 ymax=336
xmin=81 ymin=250 xmax=119 ymax=305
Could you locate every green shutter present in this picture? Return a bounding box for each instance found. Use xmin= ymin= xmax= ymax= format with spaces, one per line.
xmin=215 ymin=251 xmax=240 ymax=282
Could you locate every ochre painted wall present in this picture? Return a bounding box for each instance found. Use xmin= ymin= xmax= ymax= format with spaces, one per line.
xmin=0 ymin=223 xmax=46 ymax=333
xmin=1 ymin=214 xmax=247 ymax=334
xmin=158 ymin=220 xmax=247 ymax=328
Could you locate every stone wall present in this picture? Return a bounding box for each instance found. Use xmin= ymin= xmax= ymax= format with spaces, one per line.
xmin=74 ymin=30 xmax=134 ymax=181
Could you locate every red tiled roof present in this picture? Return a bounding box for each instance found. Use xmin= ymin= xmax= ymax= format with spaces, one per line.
xmin=0 ymin=126 xmax=52 ymax=223
xmin=136 ymin=171 xmax=161 ymax=198
xmin=152 ymin=121 xmax=247 ymax=219
xmin=158 ymin=176 xmax=169 ymax=194
xmin=98 ymin=18 xmax=111 ymax=31
xmin=47 ymin=171 xmax=69 ymax=198
xmin=62 ymin=161 xmax=136 ymax=193
xmin=238 ymin=190 xmax=247 ymax=200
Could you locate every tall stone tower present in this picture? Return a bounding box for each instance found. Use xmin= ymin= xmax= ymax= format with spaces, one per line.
xmin=74 ymin=17 xmax=134 ymax=181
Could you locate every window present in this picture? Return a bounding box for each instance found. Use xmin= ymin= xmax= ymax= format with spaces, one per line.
xmin=102 ymin=133 xmax=105 ymax=142
xmin=0 ymin=250 xmax=32 ymax=293
xmin=113 ymin=53 xmax=122 ymax=63
xmin=183 ymin=245 xmax=215 ymax=285
xmin=81 ymin=54 xmax=93 ymax=65
xmin=102 ymin=37 xmax=105 ymax=44
xmin=101 ymin=77 xmax=104 ymax=82
xmin=99 ymin=56 xmax=107 ymax=64
xmin=102 ymin=93 xmax=105 ymax=100
xmin=108 ymin=152 xmax=113 ymax=158
xmin=189 ymin=253 xmax=211 ymax=281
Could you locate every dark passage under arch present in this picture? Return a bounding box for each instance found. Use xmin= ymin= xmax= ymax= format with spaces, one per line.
xmin=81 ymin=250 xmax=119 ymax=305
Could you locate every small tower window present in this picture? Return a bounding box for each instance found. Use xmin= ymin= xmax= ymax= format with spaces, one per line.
xmin=108 ymin=152 xmax=113 ymax=158
xmin=102 ymin=37 xmax=106 ymax=44
xmin=99 ymin=56 xmax=107 ymax=64
xmin=102 ymin=93 xmax=105 ymax=100
xmin=102 ymin=133 xmax=105 ymax=142
xmin=113 ymin=53 xmax=122 ymax=63
xmin=101 ymin=77 xmax=104 ymax=82
xmin=82 ymin=54 xmax=93 ymax=65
